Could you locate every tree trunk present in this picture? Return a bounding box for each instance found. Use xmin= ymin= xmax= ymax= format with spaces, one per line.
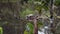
xmin=33 ymin=18 xmax=38 ymax=34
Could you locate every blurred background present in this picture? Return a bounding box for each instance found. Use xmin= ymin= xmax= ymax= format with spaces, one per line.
xmin=0 ymin=0 xmax=60 ymax=34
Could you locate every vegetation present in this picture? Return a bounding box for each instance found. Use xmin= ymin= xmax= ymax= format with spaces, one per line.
xmin=0 ymin=0 xmax=60 ymax=34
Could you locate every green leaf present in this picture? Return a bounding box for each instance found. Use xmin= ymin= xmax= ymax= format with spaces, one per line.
xmin=24 ymin=30 xmax=29 ymax=34
xmin=55 ymin=0 xmax=60 ymax=6
xmin=0 ymin=27 xmax=3 ymax=34
xmin=20 ymin=9 xmax=35 ymax=17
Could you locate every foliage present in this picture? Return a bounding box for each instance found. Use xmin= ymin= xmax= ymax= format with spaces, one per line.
xmin=0 ymin=27 xmax=3 ymax=34
xmin=20 ymin=8 xmax=35 ymax=17
xmin=24 ymin=20 xmax=43 ymax=34
xmin=34 ymin=0 xmax=49 ymax=15
xmin=0 ymin=0 xmax=60 ymax=34
xmin=55 ymin=0 xmax=60 ymax=6
xmin=37 ymin=20 xmax=43 ymax=29
xmin=24 ymin=23 xmax=34 ymax=34
xmin=24 ymin=30 xmax=29 ymax=34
